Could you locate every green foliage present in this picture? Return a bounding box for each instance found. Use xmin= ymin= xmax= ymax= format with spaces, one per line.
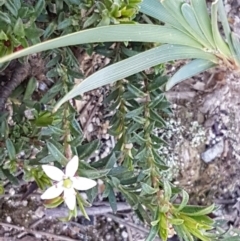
xmin=0 ymin=0 xmax=240 ymax=241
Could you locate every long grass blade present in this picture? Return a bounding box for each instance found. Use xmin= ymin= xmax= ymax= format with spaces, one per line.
xmin=53 ymin=44 xmax=217 ymax=111
xmin=190 ymin=0 xmax=215 ymax=48
xmin=166 ymin=59 xmax=216 ymax=90
xmin=211 ymin=0 xmax=231 ymax=57
xmin=231 ymin=33 xmax=240 ymax=64
xmin=161 ymin=0 xmax=204 ymax=42
xmin=0 ymin=24 xmax=203 ymax=64
xmin=139 ymin=0 xmax=185 ymax=31
xmin=217 ymin=0 xmax=235 ymax=55
xmin=181 ymin=3 xmax=212 ymax=49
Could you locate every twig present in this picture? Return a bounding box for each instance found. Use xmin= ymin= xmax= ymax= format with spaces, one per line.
xmin=45 ymin=202 xmax=131 ymax=218
xmin=0 ymin=222 xmax=77 ymax=241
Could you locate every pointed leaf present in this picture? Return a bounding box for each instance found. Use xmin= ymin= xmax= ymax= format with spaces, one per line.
xmin=231 ymin=33 xmax=240 ymax=64
xmin=5 ymin=138 xmax=16 ymax=161
xmin=211 ymin=0 xmax=231 ymax=57
xmin=166 ymin=59 xmax=215 ymax=90
xmin=181 ymin=3 xmax=212 ymax=48
xmin=54 ymin=45 xmax=217 ymax=111
xmin=0 ymin=24 xmax=204 ymax=63
xmin=46 ymin=141 xmax=68 ymax=165
xmin=190 ymin=0 xmax=215 ymax=48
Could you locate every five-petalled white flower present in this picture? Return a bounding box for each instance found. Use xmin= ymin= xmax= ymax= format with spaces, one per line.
xmin=41 ymin=155 xmax=97 ymax=210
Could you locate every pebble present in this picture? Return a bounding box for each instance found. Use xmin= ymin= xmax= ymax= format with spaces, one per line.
xmin=35 ymin=206 xmax=45 ymax=218
xmin=9 ymin=188 xmax=15 ymax=196
xmin=87 ymin=123 xmax=94 ymax=132
xmin=6 ymin=216 xmax=11 ymax=223
xmin=121 ymin=231 xmax=128 ymax=239
xmin=201 ymin=139 xmax=224 ymax=163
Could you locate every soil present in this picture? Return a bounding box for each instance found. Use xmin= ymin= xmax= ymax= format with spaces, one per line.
xmin=1 ymin=1 xmax=240 ymax=240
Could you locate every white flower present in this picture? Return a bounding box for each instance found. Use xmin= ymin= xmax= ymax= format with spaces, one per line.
xmin=41 ymin=155 xmax=97 ymax=210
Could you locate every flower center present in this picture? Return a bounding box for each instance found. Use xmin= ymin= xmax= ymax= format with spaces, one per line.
xmin=63 ymin=178 xmax=73 ymax=189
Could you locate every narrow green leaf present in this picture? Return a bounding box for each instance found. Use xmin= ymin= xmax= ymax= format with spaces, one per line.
xmin=2 ymin=168 xmax=19 ymax=185
xmin=181 ymin=3 xmax=212 ymax=48
xmin=125 ymin=106 xmax=144 ymax=118
xmin=108 ymin=187 xmax=117 ymax=213
xmin=46 ymin=141 xmax=68 ymax=165
xmin=13 ymin=18 xmax=25 ymax=38
xmin=166 ymin=59 xmax=215 ymax=90
xmin=211 ymin=0 xmax=231 ymax=57
xmin=177 ymin=190 xmax=189 ymax=211
xmin=163 ymin=180 xmax=172 ymax=201
xmin=217 ymin=0 xmax=235 ymax=56
xmin=77 ymin=140 xmax=100 ymax=160
xmin=127 ymin=83 xmax=145 ymax=97
xmin=54 ymin=44 xmax=217 ymax=111
xmin=5 ymin=0 xmax=18 ymax=17
xmin=79 ymin=168 xmax=110 ymax=179
xmin=0 ymin=11 xmax=11 ymax=24
xmin=190 ymin=0 xmax=215 ymax=48
xmin=231 ymin=33 xmax=240 ymax=64
xmin=139 ymin=0 xmax=185 ymax=31
xmin=5 ymin=138 xmax=16 ymax=161
xmin=23 ymin=77 xmax=37 ymax=100
xmin=180 ymin=204 xmax=215 ymax=216
xmin=0 ymin=24 xmax=204 ymax=64
xmin=34 ymin=0 xmax=45 ymax=18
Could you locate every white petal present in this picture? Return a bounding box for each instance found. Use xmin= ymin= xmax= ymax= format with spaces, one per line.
xmin=42 ymin=165 xmax=64 ymax=181
xmin=65 ymin=155 xmax=79 ymax=177
xmin=41 ymin=181 xmax=64 ymax=200
xmin=64 ymin=188 xmax=76 ymax=210
xmin=71 ymin=176 xmax=97 ymax=190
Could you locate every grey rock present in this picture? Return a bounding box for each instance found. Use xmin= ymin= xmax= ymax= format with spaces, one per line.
xmin=201 ymin=139 xmax=224 ymax=163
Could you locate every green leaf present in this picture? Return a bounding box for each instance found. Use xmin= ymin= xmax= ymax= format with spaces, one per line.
xmin=46 ymin=141 xmax=68 ymax=165
xmin=44 ymin=196 xmax=64 ymax=208
xmin=76 ymin=194 xmax=89 ymax=220
xmin=13 ymin=18 xmax=25 ymax=38
xmin=0 ymin=24 xmax=205 ymax=63
xmin=25 ymin=27 xmax=44 ymax=39
xmin=166 ymin=59 xmax=215 ymax=90
xmin=58 ymin=18 xmax=72 ymax=30
xmin=127 ymin=83 xmax=146 ymax=97
xmin=34 ymin=0 xmax=45 ymax=18
xmin=163 ymin=180 xmax=172 ymax=201
xmin=141 ymin=182 xmax=157 ymax=195
xmin=2 ymin=168 xmax=18 ymax=185
xmin=211 ymin=0 xmax=231 ymax=57
xmin=5 ymin=0 xmax=19 ymax=17
xmin=177 ymin=190 xmax=189 ymax=211
xmin=190 ymin=0 xmax=215 ymax=48
xmin=77 ymin=140 xmax=100 ymax=160
xmin=5 ymin=138 xmax=16 ymax=161
xmin=0 ymin=11 xmax=11 ymax=24
xmin=39 ymin=155 xmax=56 ymax=164
xmin=180 ymin=204 xmax=215 ymax=216
xmin=108 ymin=187 xmax=117 ymax=213
xmin=23 ymin=77 xmax=37 ymax=100
xmin=54 ymin=44 xmax=217 ymax=111
xmin=125 ymin=106 xmax=144 ymax=118
xmin=79 ymin=168 xmax=110 ymax=179
xmin=181 ymin=3 xmax=211 ymax=48
xmin=217 ymin=0 xmax=235 ymax=56
xmin=139 ymin=0 xmax=185 ymax=31
xmin=231 ymin=33 xmax=240 ymax=64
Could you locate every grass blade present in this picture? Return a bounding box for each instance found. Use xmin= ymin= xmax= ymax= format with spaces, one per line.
xmin=139 ymin=0 xmax=184 ymax=31
xmin=190 ymin=0 xmax=215 ymax=48
xmin=231 ymin=33 xmax=240 ymax=64
xmin=161 ymin=0 xmax=202 ymax=41
xmin=217 ymin=0 xmax=235 ymax=55
xmin=0 ymin=24 xmax=203 ymax=64
xmin=53 ymin=44 xmax=217 ymax=111
xmin=166 ymin=59 xmax=216 ymax=90
xmin=181 ymin=3 xmax=212 ymax=49
xmin=211 ymin=0 xmax=231 ymax=57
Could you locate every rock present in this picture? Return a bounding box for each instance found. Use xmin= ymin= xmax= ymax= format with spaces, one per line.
xmin=201 ymin=139 xmax=224 ymax=163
